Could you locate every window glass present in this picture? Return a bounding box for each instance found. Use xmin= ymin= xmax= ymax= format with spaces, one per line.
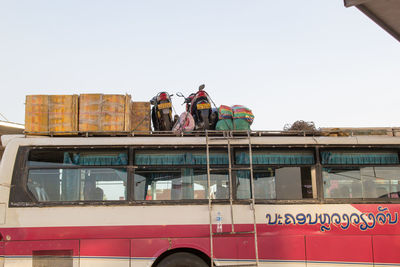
xmin=28 ymin=149 xmax=128 ymax=166
xmin=323 ymin=166 xmax=400 ymax=199
xmin=27 ymin=168 xmax=127 ymax=202
xmin=210 ymin=171 xmax=229 ymax=199
xmin=134 ymin=169 xmax=229 ymax=200
xmin=236 ymin=167 xmax=313 ymax=200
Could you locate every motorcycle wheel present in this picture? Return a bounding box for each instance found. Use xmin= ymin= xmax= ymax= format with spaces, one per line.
xmin=200 ymin=109 xmax=209 ymax=130
xmin=161 ymin=113 xmax=172 ymax=131
xmin=152 ymin=108 xmax=159 ymax=131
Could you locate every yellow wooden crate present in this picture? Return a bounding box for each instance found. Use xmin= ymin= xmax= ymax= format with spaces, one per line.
xmin=48 ymin=95 xmax=78 ymax=134
xmin=79 ymin=94 xmax=132 ymax=132
xmin=25 ymin=95 xmax=49 ymax=134
xmin=25 ymin=95 xmax=78 ymax=134
xmin=131 ymin=102 xmax=151 ymax=134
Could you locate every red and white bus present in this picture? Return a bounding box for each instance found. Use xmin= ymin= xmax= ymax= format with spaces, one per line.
xmin=0 ymin=133 xmax=400 ymax=267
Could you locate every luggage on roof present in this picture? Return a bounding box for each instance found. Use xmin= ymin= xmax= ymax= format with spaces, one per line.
xmin=25 ymin=95 xmax=78 ymax=135
xmin=25 ymin=94 xmax=151 ymax=135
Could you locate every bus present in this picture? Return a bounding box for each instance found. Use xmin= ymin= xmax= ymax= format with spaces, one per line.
xmin=0 ymin=132 xmax=400 ymax=267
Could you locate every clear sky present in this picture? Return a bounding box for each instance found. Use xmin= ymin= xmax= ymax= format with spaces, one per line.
xmin=0 ymin=0 xmax=399 ymax=130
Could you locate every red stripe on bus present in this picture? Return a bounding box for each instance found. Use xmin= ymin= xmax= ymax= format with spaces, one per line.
xmin=81 ymin=239 xmax=130 ymax=257
xmin=306 ymin=235 xmax=373 ymax=263
xmin=1 ymin=224 xmax=400 ymax=263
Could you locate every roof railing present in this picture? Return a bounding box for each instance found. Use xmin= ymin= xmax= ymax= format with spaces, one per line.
xmin=22 ymin=128 xmax=400 ymax=138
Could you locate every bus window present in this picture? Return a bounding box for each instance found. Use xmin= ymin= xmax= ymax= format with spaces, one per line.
xmin=27 ymin=168 xmax=127 ymax=202
xmin=134 ymin=169 xmax=229 ymax=200
xmin=235 ymin=167 xmax=314 ymax=200
xmin=10 ymin=148 xmax=128 ymax=204
xmin=134 ymin=150 xmax=229 ymax=201
xmin=323 ymin=168 xmax=361 ymax=198
xmin=234 ymin=150 xmax=315 ymax=200
xmin=321 ymin=150 xmax=400 ymax=199
xmin=323 ymin=166 xmax=400 ymax=199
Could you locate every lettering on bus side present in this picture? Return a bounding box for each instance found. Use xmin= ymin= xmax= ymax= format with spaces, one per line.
xmin=265 ymin=206 xmax=398 ymax=232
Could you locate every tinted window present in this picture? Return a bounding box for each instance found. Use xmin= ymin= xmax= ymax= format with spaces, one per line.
xmin=11 ymin=148 xmax=128 ymax=204
xmin=28 ymin=168 xmax=127 ymax=202
xmin=236 ymin=167 xmax=313 ymax=200
xmin=235 ymin=150 xmax=315 ymax=200
xmin=321 ymin=150 xmax=400 ymax=199
xmin=323 ymin=167 xmax=400 ymax=199
xmin=134 ymin=169 xmax=229 ymax=200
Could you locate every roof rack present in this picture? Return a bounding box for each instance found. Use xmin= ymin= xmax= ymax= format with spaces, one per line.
xmin=22 ymin=127 xmax=400 ymax=138
xmin=23 ymin=130 xmax=326 ymax=138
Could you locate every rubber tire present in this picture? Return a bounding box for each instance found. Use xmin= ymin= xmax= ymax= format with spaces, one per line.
xmin=200 ymin=109 xmax=209 ymax=130
xmin=161 ymin=113 xmax=172 ymax=131
xmin=157 ymin=252 xmax=209 ymax=267
xmin=151 ymin=108 xmax=160 ymax=131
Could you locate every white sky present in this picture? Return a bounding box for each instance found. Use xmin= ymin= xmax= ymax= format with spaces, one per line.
xmin=0 ymin=0 xmax=399 ymax=130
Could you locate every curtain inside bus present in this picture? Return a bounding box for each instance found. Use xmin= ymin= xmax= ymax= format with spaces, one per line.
xmin=135 ymin=152 xmax=228 ymax=165
xmin=63 ymin=152 xmax=128 ymax=166
xmin=235 ymin=151 xmax=315 ymax=165
xmin=321 ymin=151 xmax=399 ymax=165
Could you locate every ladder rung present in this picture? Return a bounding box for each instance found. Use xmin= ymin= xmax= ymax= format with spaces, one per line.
xmin=208 ymin=167 xmax=252 ymax=171
xmin=208 ymin=137 xmax=229 ymax=140
xmin=239 ymin=199 xmax=255 ymax=203
xmin=209 ymin=168 xmax=228 ymax=171
xmin=208 ymin=137 xmax=250 ymax=140
xmin=212 ymin=231 xmax=255 ymax=235
xmin=217 ymin=264 xmax=257 ymax=267
xmin=231 ymin=167 xmax=252 ymax=170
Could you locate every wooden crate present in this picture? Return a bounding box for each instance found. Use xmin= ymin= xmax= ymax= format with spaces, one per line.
xmin=25 ymin=95 xmax=49 ymax=133
xmin=25 ymin=95 xmax=79 ymax=135
xmin=49 ymin=95 xmax=78 ymax=134
xmin=25 ymin=95 xmax=78 ymax=135
xmin=131 ymin=102 xmax=151 ymax=134
xmin=79 ymin=94 xmax=132 ymax=132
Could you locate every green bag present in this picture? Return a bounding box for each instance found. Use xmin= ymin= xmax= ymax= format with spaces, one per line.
xmin=216 ymin=119 xmax=233 ymax=131
xmin=233 ymin=119 xmax=250 ymax=130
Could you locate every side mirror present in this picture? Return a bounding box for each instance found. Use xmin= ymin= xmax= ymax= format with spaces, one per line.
xmin=199 ymin=84 xmax=205 ymax=90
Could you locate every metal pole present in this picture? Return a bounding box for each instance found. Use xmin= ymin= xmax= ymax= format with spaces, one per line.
xmin=206 ymin=131 xmax=214 ymax=267
xmin=248 ymin=131 xmax=259 ymax=266
xmin=227 ymin=139 xmax=235 ymax=233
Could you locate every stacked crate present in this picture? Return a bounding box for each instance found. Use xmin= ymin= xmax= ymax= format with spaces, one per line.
xmin=79 ymin=94 xmax=132 ymax=132
xmin=131 ymin=102 xmax=151 ymax=133
xmin=25 ymin=94 xmax=151 ymax=135
xmin=25 ymin=95 xmax=78 ymax=135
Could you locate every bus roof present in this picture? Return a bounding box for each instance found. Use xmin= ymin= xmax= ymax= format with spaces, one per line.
xmin=3 ymin=133 xmax=400 ymax=147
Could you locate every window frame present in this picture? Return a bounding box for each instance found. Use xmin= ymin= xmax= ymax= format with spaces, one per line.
xmin=320 ymin=147 xmax=400 ymax=204
xmin=232 ymin=147 xmax=318 ymax=204
xmin=10 ymin=146 xmax=131 ymax=207
xmin=132 ymin=146 xmax=229 ymax=203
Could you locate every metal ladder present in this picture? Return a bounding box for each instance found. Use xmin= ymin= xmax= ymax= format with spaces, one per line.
xmin=206 ymin=131 xmax=259 ymax=267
